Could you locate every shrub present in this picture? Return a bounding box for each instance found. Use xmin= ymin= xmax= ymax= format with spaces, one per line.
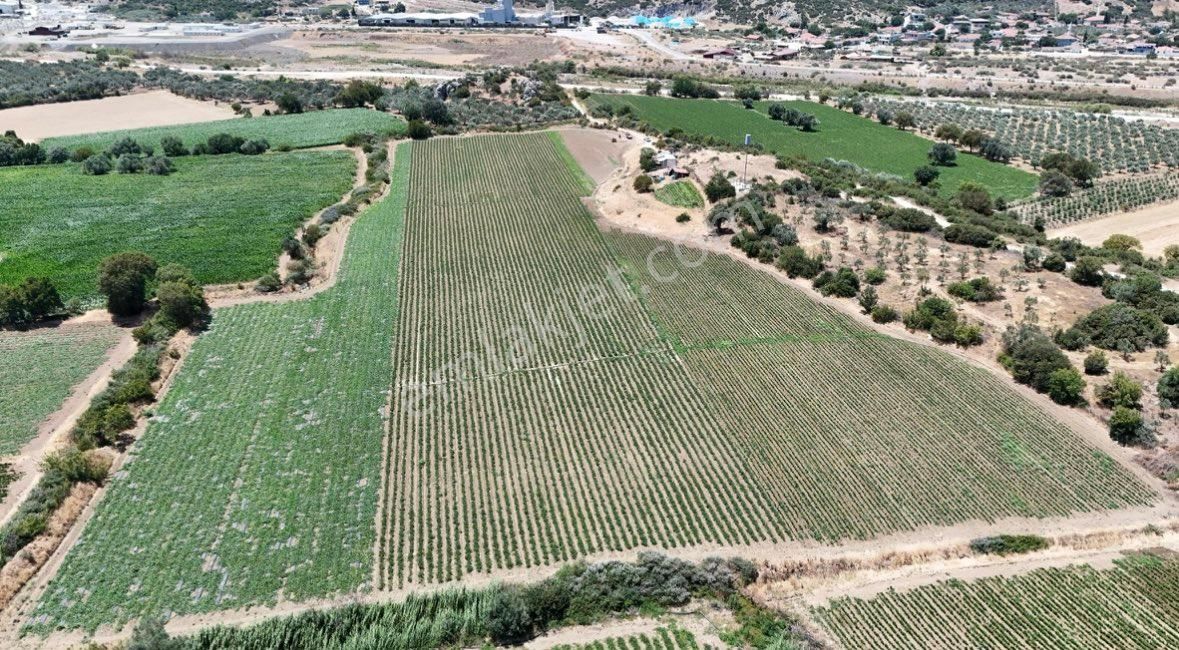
xmin=255 ymin=272 xmax=282 ymax=293
xmin=970 ymin=535 xmax=1050 ymax=555
xmin=485 ymin=588 xmax=533 ymax=644
xmin=633 ymin=174 xmax=654 ymax=193
xmin=1046 ymin=367 xmax=1086 ymax=406
xmin=928 ymin=142 xmax=957 ymax=166
xmin=863 ymin=267 xmax=887 ymax=285
xmin=947 ymin=277 xmax=1002 ymax=303
xmin=813 ymin=267 xmax=859 ymax=298
xmin=144 ymin=155 xmax=174 ymax=176
xmin=47 ymin=147 xmax=70 ymax=164
xmin=159 ymin=136 xmax=188 ymax=157
xmin=903 ymin=297 xmax=955 ymax=331
xmin=82 ymin=153 xmax=112 ymax=175
xmin=1109 ymin=406 xmax=1149 ymax=445
xmin=108 ymin=137 xmax=143 ymax=157
xmin=1069 ymin=256 xmax=1105 ymax=286
xmin=704 ymin=172 xmax=736 ymax=203
xmin=1096 ymin=372 xmax=1142 ymax=409
xmin=1000 ymin=325 xmax=1073 ymax=394
xmin=944 ymin=223 xmax=999 ymax=248
xmin=913 ymin=165 xmax=939 ymax=186
xmin=239 ymin=139 xmax=270 ymax=155
xmin=871 ymin=304 xmax=899 ymax=323
xmin=1158 ymin=367 xmax=1179 ymax=409
xmin=956 ymin=182 xmax=993 ymax=215
xmin=1042 ymin=253 xmax=1067 ymax=272
xmin=98 ymin=251 xmax=158 ymax=316
xmin=205 ymin=133 xmax=246 ymax=154
xmin=1067 ymin=303 xmax=1168 ymax=352
xmin=776 ymin=245 xmax=824 ymax=279
xmin=70 ymin=146 xmax=95 ymax=162
xmin=1083 ymin=351 xmax=1108 ymax=375
xmin=675 ymin=213 xmax=691 ymax=223
xmin=881 ymin=208 xmax=937 ymax=232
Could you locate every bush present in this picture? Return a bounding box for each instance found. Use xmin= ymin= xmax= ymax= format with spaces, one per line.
xmin=1083 ymin=351 xmax=1108 ymax=375
xmin=48 ymin=147 xmax=70 ymax=164
xmin=675 ymin=213 xmax=691 ymax=223
xmin=903 ymin=296 xmax=955 ymax=331
xmin=1069 ymin=256 xmax=1105 ymax=286
xmin=871 ymin=304 xmax=899 ymax=323
xmin=70 ymin=146 xmax=95 ymax=162
xmin=633 ymin=174 xmax=654 ymax=193
xmin=776 ymin=245 xmax=824 ymax=279
xmin=1000 ymin=325 xmax=1073 ymax=395
xmin=882 ymin=208 xmax=937 ymax=233
xmin=944 ymin=223 xmax=999 ymax=248
xmin=144 ymin=155 xmax=175 ymax=176
xmin=1158 ymin=367 xmax=1179 ymax=409
xmin=255 ymin=272 xmax=282 ymax=293
xmin=239 ymin=139 xmax=270 ymax=155
xmin=704 ymin=172 xmax=736 ymax=203
xmin=108 ymin=137 xmax=144 ymax=157
xmin=863 ymin=266 xmax=887 ymax=285
xmin=98 ymin=251 xmax=158 ymax=316
xmin=1109 ymin=405 xmax=1149 ymax=445
xmin=813 ymin=267 xmax=859 ymax=298
xmin=406 ymin=119 xmax=432 ymax=140
xmin=970 ymin=535 xmax=1050 ymax=555
xmin=947 ymin=277 xmax=1002 ymax=303
xmin=956 ymin=182 xmax=993 ymax=215
xmin=1042 ymin=253 xmax=1067 ymax=272
xmin=205 ymin=133 xmax=246 ymax=155
xmin=160 ymin=136 xmax=188 ymax=157
xmin=913 ymin=165 xmax=940 ymax=186
xmin=928 ymin=142 xmax=957 ymax=166
xmin=485 ymin=588 xmax=533 ymax=644
xmin=1096 ymin=372 xmax=1142 ymax=409
xmin=82 ymin=153 xmax=112 ymax=175
xmin=1046 ymin=367 xmax=1086 ymax=405
xmin=1067 ymin=303 xmax=1168 ymax=352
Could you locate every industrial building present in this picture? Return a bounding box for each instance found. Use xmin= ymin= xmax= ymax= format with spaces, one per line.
xmin=358 ymin=0 xmax=580 ymax=28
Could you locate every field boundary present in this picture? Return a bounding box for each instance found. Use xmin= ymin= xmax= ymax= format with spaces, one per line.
xmin=547 ymin=130 xmax=597 ymax=196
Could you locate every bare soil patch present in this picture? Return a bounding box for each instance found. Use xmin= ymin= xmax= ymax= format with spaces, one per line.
xmin=0 ymin=90 xmax=235 ymax=142
xmin=280 ymin=29 xmax=562 ymax=67
xmin=1048 ymin=198 xmax=1179 ymax=257
xmin=552 ymin=126 xmax=628 ymax=185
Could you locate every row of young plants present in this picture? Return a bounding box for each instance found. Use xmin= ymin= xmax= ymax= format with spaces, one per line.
xmin=1014 ymin=173 xmax=1179 ymax=227
xmin=861 ymin=97 xmax=1179 ymax=173
xmin=815 ymin=551 xmax=1179 ymax=649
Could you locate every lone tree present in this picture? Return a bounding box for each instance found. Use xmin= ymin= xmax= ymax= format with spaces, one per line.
xmin=894 ymin=111 xmax=916 ymax=130
xmin=704 ymin=172 xmax=736 ymax=203
xmin=928 ymin=142 xmax=957 ymax=166
xmin=913 ymin=165 xmax=940 ymax=186
xmin=155 ymin=264 xmax=209 ymax=329
xmin=98 ymin=252 xmax=158 ymax=317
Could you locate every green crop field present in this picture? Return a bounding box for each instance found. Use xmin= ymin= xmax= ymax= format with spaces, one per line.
xmin=653 ymin=180 xmax=704 ymax=208
xmin=0 ymin=151 xmax=355 ymax=302
xmin=27 ymin=145 xmax=410 ymax=632
xmin=814 ymin=551 xmax=1179 ymax=649
xmin=43 ymin=108 xmax=403 ymax=152
xmin=0 ymin=324 xmax=123 ymax=455
xmin=589 ymin=95 xmax=1038 ymax=199
xmin=28 ymin=133 xmax=1153 ymax=633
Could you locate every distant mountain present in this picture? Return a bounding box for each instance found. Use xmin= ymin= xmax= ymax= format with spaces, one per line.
xmin=564 ymin=0 xmax=1055 ymax=25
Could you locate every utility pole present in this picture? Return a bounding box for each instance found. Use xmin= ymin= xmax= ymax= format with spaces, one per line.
xmin=741 ymin=133 xmax=751 ymax=190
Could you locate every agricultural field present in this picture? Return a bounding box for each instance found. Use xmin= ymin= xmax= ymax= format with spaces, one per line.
xmin=550 ymin=627 xmax=704 ymax=650
xmin=0 ymin=324 xmax=124 ymax=455
xmin=25 ymin=144 xmax=411 ymax=633
xmin=0 ymin=151 xmax=355 ymax=302
xmin=25 ymin=132 xmax=1156 ymax=634
xmin=1013 ymin=172 xmax=1179 ymax=227
xmin=653 ymin=181 xmax=704 ymax=208
xmin=813 ymin=550 xmax=1179 ymax=649
xmin=863 ymin=98 xmax=1179 ymax=173
xmin=42 ymin=109 xmax=403 ymax=153
xmin=588 ymin=95 xmax=1038 ymax=199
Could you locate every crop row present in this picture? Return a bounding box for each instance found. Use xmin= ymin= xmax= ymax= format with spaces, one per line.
xmin=551 ymin=626 xmax=704 ymax=650
xmin=25 ymin=143 xmax=413 ymax=633
xmin=43 ymin=108 xmax=404 ymax=153
xmin=814 ymin=551 xmax=1179 ymax=649
xmin=863 ymin=98 xmax=1179 ymax=173
xmin=0 ymin=324 xmax=123 ymax=455
xmin=1013 ymin=173 xmax=1179 ymax=227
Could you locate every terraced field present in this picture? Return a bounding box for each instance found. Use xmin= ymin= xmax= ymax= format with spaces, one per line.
xmin=814 ymin=551 xmax=1179 ymax=649
xmin=0 ymin=324 xmax=124 ymax=455
xmin=588 ymin=95 xmax=1038 ymax=199
xmin=43 ymin=108 xmax=403 ymax=152
xmin=27 ymin=132 xmax=1155 ymax=634
xmin=0 ymin=151 xmax=355 ymax=301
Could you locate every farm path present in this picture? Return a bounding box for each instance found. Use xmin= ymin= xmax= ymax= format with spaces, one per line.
xmin=0 ymin=330 xmax=136 ymax=528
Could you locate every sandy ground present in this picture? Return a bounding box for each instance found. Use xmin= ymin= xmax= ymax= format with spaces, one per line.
xmin=279 ymin=29 xmax=563 ymax=68
xmin=552 ymin=126 xmax=629 ymax=185
xmin=0 ymin=90 xmax=236 ymax=142
xmin=1048 ymin=199 xmax=1179 ymax=257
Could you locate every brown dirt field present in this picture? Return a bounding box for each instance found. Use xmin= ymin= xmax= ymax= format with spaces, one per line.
xmin=552 ymin=126 xmax=628 ymax=186
xmin=1048 ymin=199 xmax=1179 ymax=257
xmin=280 ymin=29 xmax=563 ymax=67
xmin=0 ymin=90 xmax=235 ymax=142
